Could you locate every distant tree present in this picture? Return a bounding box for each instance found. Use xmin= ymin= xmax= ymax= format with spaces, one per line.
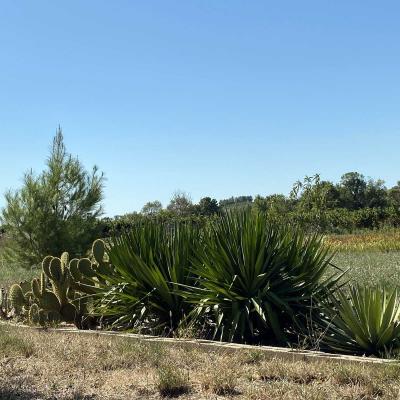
xmin=253 ymin=194 xmax=292 ymax=214
xmin=1 ymin=128 xmax=105 ymax=268
xmin=388 ymin=182 xmax=400 ymax=209
xmin=338 ymin=172 xmax=367 ymax=210
xmin=141 ymin=200 xmax=163 ymax=215
xmin=196 ymin=197 xmax=220 ymax=216
xmin=365 ymin=179 xmax=388 ymax=208
xmin=291 ymin=174 xmax=335 ymax=212
xmin=167 ymin=191 xmax=194 ymax=216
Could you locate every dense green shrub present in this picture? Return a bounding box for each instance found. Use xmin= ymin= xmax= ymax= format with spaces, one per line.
xmin=94 ymin=221 xmax=199 ymax=333
xmin=182 ymin=210 xmax=342 ymax=344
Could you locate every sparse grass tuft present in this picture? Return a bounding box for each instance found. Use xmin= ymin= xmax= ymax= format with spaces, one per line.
xmin=199 ymin=354 xmax=240 ymax=395
xmin=155 ymin=364 xmax=190 ymax=397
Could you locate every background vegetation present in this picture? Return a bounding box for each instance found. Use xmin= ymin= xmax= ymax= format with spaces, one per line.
xmin=2 ymin=130 xmax=400 ymax=359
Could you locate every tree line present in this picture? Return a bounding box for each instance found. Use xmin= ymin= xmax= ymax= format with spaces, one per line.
xmin=1 ymin=129 xmax=400 ymax=269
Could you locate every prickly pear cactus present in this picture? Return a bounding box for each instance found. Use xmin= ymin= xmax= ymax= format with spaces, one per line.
xmin=9 ymin=284 xmax=28 ymax=314
xmin=92 ymin=239 xmax=113 ymax=276
xmin=45 ymin=254 xmax=71 ymax=306
xmin=6 ymin=239 xmax=111 ymax=329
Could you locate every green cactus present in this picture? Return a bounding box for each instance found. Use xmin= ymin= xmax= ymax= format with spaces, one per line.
xmin=92 ymin=239 xmax=112 ymax=276
xmin=38 ymin=309 xmax=48 ymax=326
xmin=47 ymin=310 xmax=61 ymax=324
xmin=7 ymin=241 xmax=110 ymax=328
xmin=41 ymin=255 xmax=53 ymax=279
xmin=70 ymin=257 xmax=98 ymax=295
xmin=9 ymin=284 xmax=28 ymax=314
xmin=78 ymin=258 xmax=96 ymax=278
xmin=69 ymin=258 xmax=81 ymax=281
xmin=44 ymin=255 xmax=71 ymax=306
xmin=92 ymin=239 xmax=105 ymax=264
xmin=19 ymin=280 xmax=31 ymax=295
xmin=31 ymin=274 xmax=60 ymax=312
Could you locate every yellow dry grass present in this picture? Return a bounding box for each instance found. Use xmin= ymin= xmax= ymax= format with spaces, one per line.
xmin=1 ymin=324 xmax=400 ymax=399
xmin=325 ymin=229 xmax=400 ymax=252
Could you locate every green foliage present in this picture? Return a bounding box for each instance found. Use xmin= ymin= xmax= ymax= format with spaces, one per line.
xmin=321 ymin=286 xmax=400 ymax=355
xmin=141 ymin=200 xmax=163 ymax=215
xmin=1 ymin=127 xmax=105 ymax=268
xmin=196 ymin=197 xmax=220 ymax=216
xmin=183 ymin=210 xmax=342 ymax=344
xmin=94 ymin=222 xmax=198 ymax=332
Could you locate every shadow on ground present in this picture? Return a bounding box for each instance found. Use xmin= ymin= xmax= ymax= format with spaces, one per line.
xmin=0 ymin=388 xmax=97 ymax=400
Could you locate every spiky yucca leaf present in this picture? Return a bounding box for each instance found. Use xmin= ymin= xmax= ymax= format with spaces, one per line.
xmin=94 ymin=221 xmax=199 ymax=332
xmin=322 ymin=286 xmax=400 ymax=355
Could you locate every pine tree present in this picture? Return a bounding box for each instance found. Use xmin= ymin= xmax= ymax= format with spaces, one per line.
xmin=1 ymin=127 xmax=105 ymax=268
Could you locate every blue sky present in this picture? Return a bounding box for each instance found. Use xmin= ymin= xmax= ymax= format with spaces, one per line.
xmin=1 ymin=1 xmax=399 ymax=216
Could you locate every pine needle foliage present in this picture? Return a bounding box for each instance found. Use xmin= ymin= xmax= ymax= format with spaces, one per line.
xmin=1 ymin=128 xmax=104 ymax=268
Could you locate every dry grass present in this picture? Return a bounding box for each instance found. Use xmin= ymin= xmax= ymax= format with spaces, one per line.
xmin=325 ymin=229 xmax=400 ymax=252
xmin=1 ymin=324 xmax=400 ymax=400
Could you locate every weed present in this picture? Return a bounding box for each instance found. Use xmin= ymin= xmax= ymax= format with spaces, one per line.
xmin=155 ymin=364 xmax=190 ymax=397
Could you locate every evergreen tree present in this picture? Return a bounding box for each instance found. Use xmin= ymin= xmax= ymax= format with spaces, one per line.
xmin=1 ymin=128 xmax=105 ymax=268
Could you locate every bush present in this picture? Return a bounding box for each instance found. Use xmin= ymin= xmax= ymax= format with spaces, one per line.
xmin=321 ymin=286 xmax=400 ymax=356
xmin=94 ymin=221 xmax=199 ymax=332
xmin=183 ymin=210 xmax=342 ymax=344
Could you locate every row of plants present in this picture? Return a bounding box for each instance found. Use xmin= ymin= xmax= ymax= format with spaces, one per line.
xmin=2 ymin=210 xmax=400 ymax=358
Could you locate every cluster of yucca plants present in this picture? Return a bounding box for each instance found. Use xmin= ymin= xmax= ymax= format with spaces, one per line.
xmin=93 ymin=210 xmax=345 ymax=345
xmin=6 ymin=208 xmax=400 ymax=356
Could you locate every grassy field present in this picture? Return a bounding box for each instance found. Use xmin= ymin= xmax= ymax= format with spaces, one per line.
xmin=2 ymin=249 xmax=399 ymax=290
xmin=0 ymin=262 xmax=37 ymax=291
xmin=1 ymin=323 xmax=400 ymax=400
xmin=333 ymin=251 xmax=400 ymax=287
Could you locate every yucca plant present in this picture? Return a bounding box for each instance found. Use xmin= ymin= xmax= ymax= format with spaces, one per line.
xmin=94 ymin=221 xmax=199 ymax=333
xmin=182 ymin=209 xmax=342 ymax=344
xmin=321 ymin=286 xmax=400 ymax=355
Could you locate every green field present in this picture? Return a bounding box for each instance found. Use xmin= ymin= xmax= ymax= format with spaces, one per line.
xmin=2 ymin=250 xmax=400 ymax=290
xmin=333 ymin=251 xmax=400 ymax=287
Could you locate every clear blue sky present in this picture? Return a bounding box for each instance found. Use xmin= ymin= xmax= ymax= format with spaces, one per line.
xmin=1 ymin=1 xmax=399 ymax=216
